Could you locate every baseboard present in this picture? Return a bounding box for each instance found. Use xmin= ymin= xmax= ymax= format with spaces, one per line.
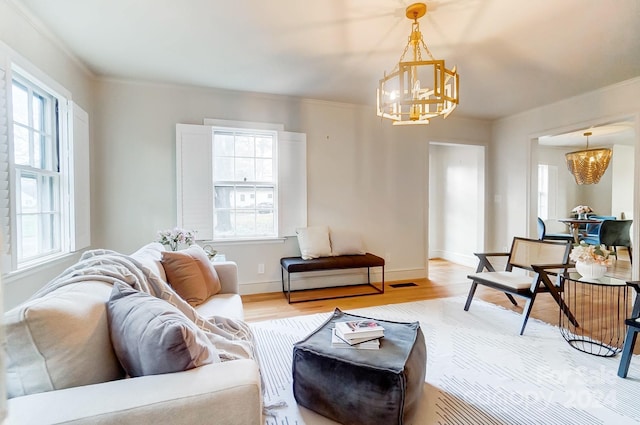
xmin=431 ymin=250 xmax=477 ymax=268
xmin=239 ymin=267 xmax=426 ymax=295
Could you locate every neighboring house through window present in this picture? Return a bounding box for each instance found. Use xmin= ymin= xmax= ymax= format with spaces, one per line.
xmin=176 ymin=120 xmax=306 ymax=243
xmin=0 ymin=43 xmax=90 ymax=274
xmin=213 ymin=129 xmax=277 ymax=239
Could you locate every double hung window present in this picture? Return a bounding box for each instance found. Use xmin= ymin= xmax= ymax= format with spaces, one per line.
xmin=0 ymin=44 xmax=90 ymax=275
xmin=213 ymin=129 xmax=277 ymax=239
xmin=176 ymin=120 xmax=306 ymax=243
xmin=11 ymin=75 xmax=62 ymax=264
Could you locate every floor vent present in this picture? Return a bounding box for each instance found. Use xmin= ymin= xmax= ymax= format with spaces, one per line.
xmin=390 ymin=282 xmax=418 ymax=288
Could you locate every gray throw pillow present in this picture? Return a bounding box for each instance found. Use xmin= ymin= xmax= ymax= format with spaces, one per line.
xmin=106 ymin=281 xmax=217 ymax=377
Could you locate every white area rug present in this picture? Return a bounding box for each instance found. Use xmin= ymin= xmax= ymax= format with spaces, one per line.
xmin=250 ymin=297 xmax=640 ymax=425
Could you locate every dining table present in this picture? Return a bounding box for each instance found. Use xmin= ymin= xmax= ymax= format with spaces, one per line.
xmin=557 ymin=218 xmax=602 ymax=243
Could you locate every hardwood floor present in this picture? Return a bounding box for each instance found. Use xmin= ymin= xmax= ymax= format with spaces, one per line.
xmin=242 ymin=252 xmax=637 ymax=353
xmin=242 ymin=253 xmax=633 ymax=322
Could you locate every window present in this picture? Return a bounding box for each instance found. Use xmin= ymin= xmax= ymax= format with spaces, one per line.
xmin=537 ymin=163 xmax=558 ymax=220
xmin=213 ymin=129 xmax=277 ymax=239
xmin=538 ymin=164 xmax=549 ymax=219
xmin=0 ymin=45 xmax=90 ymax=274
xmin=11 ymin=76 xmax=62 ymax=263
xmin=176 ymin=121 xmax=306 ymax=242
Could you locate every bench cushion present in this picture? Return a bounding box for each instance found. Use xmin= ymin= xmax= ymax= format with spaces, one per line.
xmin=281 ymin=253 xmax=385 ymax=273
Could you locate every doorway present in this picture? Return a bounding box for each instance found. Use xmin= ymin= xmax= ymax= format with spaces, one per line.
xmin=531 ymin=118 xmax=637 ymax=275
xmin=428 ymin=142 xmax=485 ymax=268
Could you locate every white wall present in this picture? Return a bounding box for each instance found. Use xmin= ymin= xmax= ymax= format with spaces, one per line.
xmin=92 ymin=79 xmax=491 ymax=295
xmin=491 ymin=77 xmax=640 ymax=277
xmin=0 ymin=0 xmax=95 ymax=309
xmin=429 ymin=143 xmax=485 ymax=266
xmin=611 ymin=144 xmax=635 ymax=219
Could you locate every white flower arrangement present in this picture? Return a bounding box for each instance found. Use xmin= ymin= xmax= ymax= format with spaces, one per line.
xmin=156 ymin=227 xmax=196 ymax=251
xmin=569 ymin=241 xmax=614 ymax=266
xmin=571 ymin=205 xmax=593 ymax=215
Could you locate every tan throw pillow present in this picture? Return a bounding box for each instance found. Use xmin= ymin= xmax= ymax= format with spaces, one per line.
xmin=161 ymin=245 xmax=221 ymax=306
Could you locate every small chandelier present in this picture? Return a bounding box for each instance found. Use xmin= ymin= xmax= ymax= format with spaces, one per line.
xmin=565 ymin=132 xmax=612 ymax=185
xmin=377 ymin=3 xmax=459 ymax=125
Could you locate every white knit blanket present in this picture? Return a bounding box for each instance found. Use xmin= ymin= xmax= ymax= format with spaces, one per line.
xmin=30 ymin=249 xmax=257 ymax=363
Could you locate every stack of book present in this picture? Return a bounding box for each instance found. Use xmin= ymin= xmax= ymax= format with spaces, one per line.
xmin=331 ymin=319 xmax=385 ymax=350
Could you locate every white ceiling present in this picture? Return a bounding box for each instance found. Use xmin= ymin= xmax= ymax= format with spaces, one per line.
xmin=13 ymin=0 xmax=640 ymax=121
xmin=538 ymin=121 xmax=636 ymax=148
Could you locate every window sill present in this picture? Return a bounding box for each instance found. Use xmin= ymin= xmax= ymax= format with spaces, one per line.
xmin=207 ymin=237 xmax=286 ymax=246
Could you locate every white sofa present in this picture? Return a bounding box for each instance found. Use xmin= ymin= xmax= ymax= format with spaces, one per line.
xmin=4 ymin=243 xmax=262 ymax=425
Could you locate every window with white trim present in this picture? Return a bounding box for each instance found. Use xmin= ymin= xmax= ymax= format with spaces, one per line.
xmin=537 ymin=164 xmax=549 ymax=220
xmin=0 ymin=44 xmax=90 ymax=274
xmin=213 ymin=129 xmax=277 ymax=239
xmin=11 ymin=75 xmax=62 ymax=263
xmin=537 ymin=163 xmax=558 ymax=220
xmin=176 ymin=120 xmax=306 ymax=243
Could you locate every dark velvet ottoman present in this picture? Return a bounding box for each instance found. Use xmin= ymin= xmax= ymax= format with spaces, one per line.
xmin=292 ymin=308 xmax=426 ymax=425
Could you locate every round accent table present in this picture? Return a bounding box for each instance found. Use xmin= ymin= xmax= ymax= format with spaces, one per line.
xmin=559 ymin=272 xmax=631 ymax=357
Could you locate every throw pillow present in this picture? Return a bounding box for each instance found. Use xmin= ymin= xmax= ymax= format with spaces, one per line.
xmin=296 ymin=226 xmax=332 ymax=260
xmin=330 ymin=229 xmax=366 ymax=256
xmin=161 ymin=244 xmax=221 ymax=306
xmin=106 ymin=281 xmax=217 ymax=377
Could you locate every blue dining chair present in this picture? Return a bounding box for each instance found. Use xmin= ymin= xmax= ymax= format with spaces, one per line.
xmin=581 ymin=219 xmax=633 ymax=264
xmin=537 ymin=217 xmax=573 ymax=242
xmin=584 ymin=215 xmax=616 ymax=236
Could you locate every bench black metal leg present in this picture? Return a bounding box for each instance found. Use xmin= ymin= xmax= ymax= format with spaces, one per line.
xmin=281 ymin=267 xmax=285 ymax=292
xmin=287 ymin=271 xmax=292 ymax=303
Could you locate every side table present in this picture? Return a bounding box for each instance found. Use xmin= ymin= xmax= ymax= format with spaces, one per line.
xmin=559 ymin=272 xmax=631 ymax=357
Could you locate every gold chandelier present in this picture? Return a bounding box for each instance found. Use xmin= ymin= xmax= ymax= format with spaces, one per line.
xmin=565 ymin=132 xmax=612 ymax=185
xmin=377 ymin=3 xmax=459 ymax=125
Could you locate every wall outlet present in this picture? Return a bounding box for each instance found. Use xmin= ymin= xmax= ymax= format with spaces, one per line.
xmin=258 ymin=263 xmax=265 ymax=274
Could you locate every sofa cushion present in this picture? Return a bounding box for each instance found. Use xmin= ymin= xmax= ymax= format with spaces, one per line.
xmin=107 ymin=281 xmax=217 ymax=377
xmin=4 ymin=281 xmax=124 ymax=399
xmin=161 ymin=245 xmax=221 ymax=306
xmin=196 ymin=293 xmax=245 ymax=321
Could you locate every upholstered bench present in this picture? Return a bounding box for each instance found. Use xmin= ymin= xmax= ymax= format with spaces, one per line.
xmin=280 ymin=253 xmax=385 ymax=303
xmin=292 ymin=308 xmax=426 ymax=425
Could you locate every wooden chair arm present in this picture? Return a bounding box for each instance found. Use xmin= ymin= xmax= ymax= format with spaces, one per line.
xmin=625 ymin=281 xmax=640 ymax=319
xmin=626 ymin=281 xmax=640 ymax=293
xmin=473 ymin=252 xmax=509 ymax=273
xmin=473 ymin=252 xmax=510 ymax=258
xmin=531 ymin=263 xmax=573 ymax=273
